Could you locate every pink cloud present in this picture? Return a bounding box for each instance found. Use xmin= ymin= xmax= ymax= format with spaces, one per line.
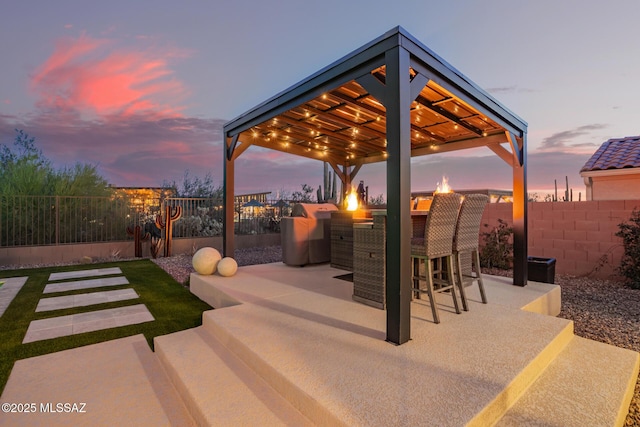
xmin=30 ymin=33 xmax=189 ymax=118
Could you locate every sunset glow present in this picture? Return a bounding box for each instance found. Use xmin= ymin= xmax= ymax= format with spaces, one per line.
xmin=1 ymin=1 xmax=637 ymax=196
xmin=30 ymin=34 xmax=188 ymax=118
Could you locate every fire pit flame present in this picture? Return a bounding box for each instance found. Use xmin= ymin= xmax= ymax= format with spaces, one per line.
xmin=346 ymin=189 xmax=359 ymax=211
xmin=435 ymin=176 xmax=452 ymax=194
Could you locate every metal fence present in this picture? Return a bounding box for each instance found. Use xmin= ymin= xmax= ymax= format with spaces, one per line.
xmin=0 ymin=195 xmax=291 ymax=247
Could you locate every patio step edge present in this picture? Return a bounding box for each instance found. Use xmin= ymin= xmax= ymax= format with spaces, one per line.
xmin=202 ymin=310 xmax=348 ymax=427
xmin=154 ymin=327 xmax=314 ymax=427
xmin=494 ymin=336 xmax=640 ymax=427
xmin=468 ymin=318 xmax=575 ymax=427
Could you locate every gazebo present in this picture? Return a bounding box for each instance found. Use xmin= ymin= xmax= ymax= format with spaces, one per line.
xmin=222 ymin=27 xmax=528 ymax=345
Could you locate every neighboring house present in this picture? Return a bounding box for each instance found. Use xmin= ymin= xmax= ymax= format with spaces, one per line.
xmin=580 ymin=135 xmax=640 ymax=201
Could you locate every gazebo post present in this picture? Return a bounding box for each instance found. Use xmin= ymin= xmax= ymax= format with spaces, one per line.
xmin=223 ymin=135 xmax=236 ymax=258
xmin=511 ymin=133 xmax=528 ymax=286
xmin=384 ymin=46 xmax=413 ymax=345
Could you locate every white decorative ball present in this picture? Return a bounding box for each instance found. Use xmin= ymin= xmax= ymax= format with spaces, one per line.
xmin=217 ymin=257 xmax=238 ymax=277
xmin=192 ymin=247 xmax=222 ymax=275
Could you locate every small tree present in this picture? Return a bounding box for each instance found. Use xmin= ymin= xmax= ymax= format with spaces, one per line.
xmin=0 ymin=129 xmax=110 ymax=197
xmin=615 ymin=209 xmax=640 ymax=289
xmin=291 ymin=184 xmax=315 ymax=202
xmin=163 ymin=170 xmax=222 ymax=198
xmin=479 ymin=219 xmax=513 ymax=270
xmin=368 ymin=194 xmax=386 ymax=206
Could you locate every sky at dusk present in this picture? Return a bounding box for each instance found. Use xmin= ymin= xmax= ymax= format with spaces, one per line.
xmin=1 ymin=0 xmax=639 ymax=200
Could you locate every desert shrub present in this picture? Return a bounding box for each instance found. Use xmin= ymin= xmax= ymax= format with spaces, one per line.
xmin=615 ymin=209 xmax=640 ymax=289
xmin=479 ymin=218 xmax=513 ymax=270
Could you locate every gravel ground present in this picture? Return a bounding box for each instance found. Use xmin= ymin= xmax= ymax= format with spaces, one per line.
xmin=150 ymin=245 xmax=283 ymax=285
xmin=2 ymin=246 xmax=638 ymax=424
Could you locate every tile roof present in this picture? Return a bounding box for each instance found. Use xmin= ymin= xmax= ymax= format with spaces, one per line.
xmin=580 ymin=135 xmax=640 ymax=172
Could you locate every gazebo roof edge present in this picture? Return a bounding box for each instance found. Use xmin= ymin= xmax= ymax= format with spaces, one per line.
xmin=223 ymin=26 xmax=527 ymax=138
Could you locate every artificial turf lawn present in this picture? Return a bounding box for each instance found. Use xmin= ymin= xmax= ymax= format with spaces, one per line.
xmin=0 ymin=259 xmax=212 ymax=395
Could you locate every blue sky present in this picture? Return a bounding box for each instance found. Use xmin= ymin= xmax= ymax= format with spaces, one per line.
xmin=1 ymin=0 xmax=639 ymax=199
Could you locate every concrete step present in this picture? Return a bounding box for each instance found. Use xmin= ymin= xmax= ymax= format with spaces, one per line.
xmin=187 ymin=266 xmax=638 ymax=426
xmin=200 ymin=298 xmax=575 ymax=426
xmin=496 ymin=336 xmax=640 ymax=427
xmin=154 ymin=326 xmax=314 ymax=427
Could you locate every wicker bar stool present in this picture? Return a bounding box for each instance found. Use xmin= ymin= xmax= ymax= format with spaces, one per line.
xmin=411 ymin=192 xmax=463 ymax=324
xmin=453 ymin=194 xmax=489 ymax=311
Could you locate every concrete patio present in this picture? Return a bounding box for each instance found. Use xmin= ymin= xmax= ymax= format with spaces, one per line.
xmin=1 ymin=262 xmax=638 ymax=426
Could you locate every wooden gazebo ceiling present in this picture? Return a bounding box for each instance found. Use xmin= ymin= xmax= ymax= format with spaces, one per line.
xmin=238 ymin=65 xmax=505 ymax=167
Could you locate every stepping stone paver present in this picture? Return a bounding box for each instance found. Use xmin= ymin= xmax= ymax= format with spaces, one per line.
xmin=0 ymin=277 xmax=28 ymax=318
xmin=23 ymin=304 xmax=154 ymax=343
xmin=49 ymin=267 xmax=122 ymax=281
xmin=43 ymin=276 xmax=129 ymax=294
xmin=35 ymin=288 xmax=139 ymax=312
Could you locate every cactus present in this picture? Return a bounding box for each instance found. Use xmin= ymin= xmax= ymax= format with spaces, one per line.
xmin=317 ymin=162 xmax=337 ymax=203
xmin=552 ymin=176 xmax=573 ymax=202
xmin=155 ymin=206 xmax=182 ymax=257
xmin=126 ymin=224 xmax=150 ymax=258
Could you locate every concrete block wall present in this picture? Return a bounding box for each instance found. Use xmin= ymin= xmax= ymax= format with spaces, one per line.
xmin=0 ymin=234 xmax=282 ymax=268
xmin=481 ymin=200 xmax=640 ymax=278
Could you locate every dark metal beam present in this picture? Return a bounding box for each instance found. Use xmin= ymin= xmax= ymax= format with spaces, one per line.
xmin=240 ymin=134 xmax=345 ymax=165
xmin=384 ymin=46 xmax=413 ymax=345
xmin=271 ymin=114 xmax=382 ymax=153
xmin=302 ymin=102 xmax=387 ymax=142
xmin=370 ymin=69 xmax=484 ymax=138
xmin=508 ymin=131 xmax=528 ymax=286
xmin=414 ymin=94 xmax=484 ymax=136
xmin=223 ymin=136 xmax=236 ymax=258
xmin=331 ymin=90 xmax=445 ymax=143
xmin=410 ymin=73 xmax=429 ymax=102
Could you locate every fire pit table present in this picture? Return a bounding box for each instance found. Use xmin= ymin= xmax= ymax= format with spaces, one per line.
xmin=330 ymin=211 xmax=370 ymax=271
xmin=351 ymin=210 xmax=430 ymax=309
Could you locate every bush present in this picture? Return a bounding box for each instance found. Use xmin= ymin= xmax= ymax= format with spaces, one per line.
xmin=479 ymin=218 xmax=513 ymax=270
xmin=615 ymin=209 xmax=640 ymax=289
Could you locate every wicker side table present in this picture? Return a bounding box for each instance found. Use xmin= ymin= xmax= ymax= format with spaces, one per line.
xmin=353 ymin=213 xmax=386 ymax=309
xmin=330 ymin=211 xmax=368 ymax=271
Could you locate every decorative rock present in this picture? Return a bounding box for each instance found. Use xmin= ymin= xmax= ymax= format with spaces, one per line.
xmin=217 ymin=257 xmax=238 ymax=277
xmin=192 ymin=247 xmax=222 ymax=275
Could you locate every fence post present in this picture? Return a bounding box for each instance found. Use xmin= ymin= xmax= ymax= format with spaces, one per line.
xmin=55 ymin=195 xmax=60 ymax=246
